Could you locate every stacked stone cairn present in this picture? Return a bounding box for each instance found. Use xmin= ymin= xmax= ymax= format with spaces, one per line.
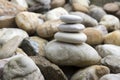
xmin=54 ymin=15 xmax=87 ymax=44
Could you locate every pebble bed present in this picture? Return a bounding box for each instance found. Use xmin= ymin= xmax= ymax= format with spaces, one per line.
xmin=0 ymin=0 xmax=120 ymax=80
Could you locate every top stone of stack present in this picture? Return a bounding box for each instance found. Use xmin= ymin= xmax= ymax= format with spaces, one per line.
xmin=60 ymin=15 xmax=83 ymax=23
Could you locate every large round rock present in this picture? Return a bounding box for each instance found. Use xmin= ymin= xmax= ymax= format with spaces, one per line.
xmin=45 ymin=40 xmax=101 ymax=67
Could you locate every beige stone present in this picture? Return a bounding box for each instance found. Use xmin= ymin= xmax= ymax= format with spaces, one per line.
xmin=45 ymin=7 xmax=68 ymax=20
xmin=83 ymin=28 xmax=103 ymax=45
xmin=104 ymin=30 xmax=120 ymax=45
xmin=51 ymin=0 xmax=65 ymax=8
xmin=71 ymin=0 xmax=90 ymax=13
xmin=37 ymin=20 xmax=63 ymax=38
xmin=0 ymin=0 xmax=26 ymax=16
xmin=16 ymin=12 xmax=43 ymax=35
xmin=0 ymin=0 xmax=26 ymax=28
xmin=103 ymin=3 xmax=119 ymax=13
xmin=71 ymin=65 xmax=110 ymax=80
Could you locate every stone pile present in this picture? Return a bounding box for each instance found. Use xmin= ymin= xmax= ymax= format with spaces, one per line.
xmin=1 ymin=0 xmax=120 ymax=80
xmin=55 ymin=15 xmax=87 ymax=44
xmin=45 ymin=15 xmax=101 ymax=67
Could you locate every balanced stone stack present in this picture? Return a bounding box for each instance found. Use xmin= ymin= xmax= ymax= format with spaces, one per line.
xmin=45 ymin=14 xmax=101 ymax=67
xmin=54 ymin=15 xmax=87 ymax=44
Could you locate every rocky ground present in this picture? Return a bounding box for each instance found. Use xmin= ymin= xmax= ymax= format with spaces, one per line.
xmin=0 ymin=0 xmax=120 ymax=80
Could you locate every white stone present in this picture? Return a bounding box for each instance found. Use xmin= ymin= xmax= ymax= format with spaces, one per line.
xmin=60 ymin=15 xmax=83 ymax=23
xmin=11 ymin=0 xmax=28 ymax=9
xmin=96 ymin=44 xmax=120 ymax=58
xmin=58 ymin=24 xmax=85 ymax=32
xmin=54 ymin=32 xmax=87 ymax=44
xmin=3 ymin=55 xmax=44 ymax=80
xmin=45 ymin=7 xmax=68 ymax=20
xmin=99 ymin=15 xmax=120 ymax=31
xmin=45 ymin=40 xmax=101 ymax=67
xmin=0 ymin=28 xmax=28 ymax=44
xmin=100 ymin=74 xmax=120 ymax=80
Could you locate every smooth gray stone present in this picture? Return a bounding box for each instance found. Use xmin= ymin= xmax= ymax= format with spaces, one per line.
xmin=58 ymin=24 xmax=85 ymax=32
xmin=54 ymin=32 xmax=87 ymax=44
xmin=60 ymin=15 xmax=83 ymax=23
xmin=3 ymin=55 xmax=45 ymax=80
xmin=71 ymin=65 xmax=110 ymax=80
xmin=96 ymin=44 xmax=120 ymax=58
xmin=45 ymin=40 xmax=101 ymax=67
xmin=70 ymin=12 xmax=98 ymax=27
xmin=101 ymin=55 xmax=120 ymax=73
xmin=100 ymin=74 xmax=120 ymax=80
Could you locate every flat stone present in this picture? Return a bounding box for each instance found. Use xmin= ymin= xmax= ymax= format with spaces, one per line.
xmin=3 ymin=55 xmax=45 ymax=80
xmin=96 ymin=44 xmax=120 ymax=58
xmin=60 ymin=15 xmax=83 ymax=23
xmin=45 ymin=40 xmax=101 ymax=67
xmin=71 ymin=65 xmax=110 ymax=80
xmin=54 ymin=32 xmax=87 ymax=44
xmin=58 ymin=24 xmax=85 ymax=32
xmin=103 ymin=3 xmax=119 ymax=13
xmin=30 ymin=56 xmax=68 ymax=80
xmin=101 ymin=55 xmax=120 ymax=73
